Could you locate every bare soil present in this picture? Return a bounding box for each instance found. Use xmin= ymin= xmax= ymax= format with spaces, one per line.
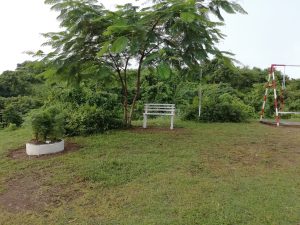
xmin=0 ymin=173 xmax=82 ymax=213
xmin=7 ymin=142 xmax=81 ymax=160
xmin=0 ymin=142 xmax=83 ymax=213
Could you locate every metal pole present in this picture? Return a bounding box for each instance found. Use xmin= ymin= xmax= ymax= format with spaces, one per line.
xmin=198 ymin=68 xmax=203 ymax=117
xmin=272 ymin=70 xmax=280 ymax=126
xmin=283 ymin=66 xmax=286 ymax=89
xmin=260 ymin=70 xmax=272 ymax=121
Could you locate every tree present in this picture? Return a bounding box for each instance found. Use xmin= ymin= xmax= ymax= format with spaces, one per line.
xmin=0 ymin=61 xmax=44 ymax=97
xmin=41 ymin=0 xmax=246 ymax=127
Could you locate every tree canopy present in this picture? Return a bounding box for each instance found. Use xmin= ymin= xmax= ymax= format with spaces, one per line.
xmin=41 ymin=0 xmax=246 ymax=126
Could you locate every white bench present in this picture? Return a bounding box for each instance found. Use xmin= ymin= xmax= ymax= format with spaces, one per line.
xmin=143 ymin=104 xmax=175 ymax=130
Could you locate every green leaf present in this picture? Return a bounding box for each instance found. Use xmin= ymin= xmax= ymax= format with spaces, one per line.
xmin=143 ymin=51 xmax=160 ymax=64
xmin=220 ymin=1 xmax=235 ymax=14
xmin=111 ymin=36 xmax=129 ymax=53
xmin=180 ymin=12 xmax=195 ymax=23
xmin=157 ymin=63 xmax=171 ymax=79
xmin=97 ymin=42 xmax=110 ymax=57
xmin=104 ymin=25 xmax=132 ymax=36
xmin=231 ymin=3 xmax=247 ymax=14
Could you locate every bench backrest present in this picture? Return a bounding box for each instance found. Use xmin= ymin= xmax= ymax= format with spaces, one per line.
xmin=144 ymin=104 xmax=175 ymax=115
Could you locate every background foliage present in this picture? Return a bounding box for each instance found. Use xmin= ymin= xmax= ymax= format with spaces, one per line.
xmin=0 ymin=0 xmax=299 ymax=136
xmin=1 ymin=57 xmax=298 ymax=134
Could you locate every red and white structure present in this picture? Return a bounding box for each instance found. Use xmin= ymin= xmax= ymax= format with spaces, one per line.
xmin=260 ymin=64 xmax=300 ymax=126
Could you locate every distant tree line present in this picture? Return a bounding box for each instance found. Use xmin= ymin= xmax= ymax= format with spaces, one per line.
xmin=1 ymin=57 xmax=298 ymax=133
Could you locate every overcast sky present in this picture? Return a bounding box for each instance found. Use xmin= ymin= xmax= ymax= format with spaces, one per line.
xmin=1 ymin=0 xmax=300 ymax=77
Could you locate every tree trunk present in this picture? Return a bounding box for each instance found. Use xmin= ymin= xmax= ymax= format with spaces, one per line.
xmin=122 ymin=57 xmax=130 ymax=127
xmin=123 ymin=97 xmax=130 ymax=127
xmin=127 ymin=54 xmax=145 ymax=126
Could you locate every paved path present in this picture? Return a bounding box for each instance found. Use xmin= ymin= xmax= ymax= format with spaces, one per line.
xmin=260 ymin=119 xmax=300 ymax=127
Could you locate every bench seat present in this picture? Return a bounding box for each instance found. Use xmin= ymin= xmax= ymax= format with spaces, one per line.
xmin=143 ymin=103 xmax=175 ymax=129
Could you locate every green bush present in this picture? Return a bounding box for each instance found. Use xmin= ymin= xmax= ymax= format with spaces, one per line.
xmin=48 ymin=87 xmax=121 ymax=111
xmin=6 ymin=123 xmax=18 ymax=131
xmin=64 ymin=105 xmax=123 ymax=136
xmin=44 ymin=87 xmax=123 ymax=136
xmin=30 ymin=107 xmax=65 ymax=142
xmin=7 ymin=96 xmax=43 ymax=115
xmin=183 ymin=84 xmax=255 ymax=122
xmin=2 ymin=106 xmax=23 ymax=127
xmin=0 ymin=96 xmax=43 ymax=127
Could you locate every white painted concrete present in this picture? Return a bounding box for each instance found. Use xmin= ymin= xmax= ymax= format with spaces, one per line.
xmin=26 ymin=140 xmax=64 ymax=156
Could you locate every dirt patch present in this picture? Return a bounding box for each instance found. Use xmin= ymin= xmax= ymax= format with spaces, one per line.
xmin=7 ymin=142 xmax=82 ymax=160
xmin=0 ymin=173 xmax=83 ymax=213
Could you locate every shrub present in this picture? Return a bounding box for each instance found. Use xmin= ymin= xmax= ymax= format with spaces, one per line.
xmin=8 ymin=96 xmax=43 ymax=115
xmin=183 ymin=84 xmax=255 ymax=122
xmin=0 ymin=96 xmax=43 ymax=127
xmin=2 ymin=106 xmax=23 ymax=127
xmin=43 ymin=87 xmax=123 ymax=135
xmin=64 ymin=105 xmax=123 ymax=136
xmin=30 ymin=107 xmax=65 ymax=142
xmin=6 ymin=123 xmax=17 ymax=131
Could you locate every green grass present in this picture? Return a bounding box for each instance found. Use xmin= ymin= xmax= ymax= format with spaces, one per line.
xmin=1 ymin=119 xmax=300 ymax=224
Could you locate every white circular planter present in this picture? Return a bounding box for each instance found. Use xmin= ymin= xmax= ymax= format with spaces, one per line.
xmin=26 ymin=140 xmax=65 ymax=156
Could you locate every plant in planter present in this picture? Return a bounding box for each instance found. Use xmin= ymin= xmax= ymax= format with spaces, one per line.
xmin=26 ymin=107 xmax=65 ymax=156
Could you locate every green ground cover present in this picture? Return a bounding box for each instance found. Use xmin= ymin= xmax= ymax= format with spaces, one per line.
xmin=0 ymin=119 xmax=300 ymax=225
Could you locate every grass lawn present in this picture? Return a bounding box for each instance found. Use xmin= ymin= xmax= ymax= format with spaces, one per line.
xmin=0 ymin=119 xmax=300 ymax=224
